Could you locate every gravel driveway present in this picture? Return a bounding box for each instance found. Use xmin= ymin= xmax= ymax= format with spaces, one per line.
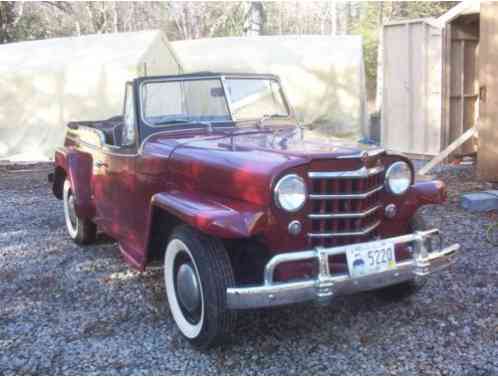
xmin=0 ymin=163 xmax=497 ymax=375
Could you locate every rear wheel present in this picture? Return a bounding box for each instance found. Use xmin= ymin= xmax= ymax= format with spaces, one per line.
xmin=164 ymin=225 xmax=236 ymax=349
xmin=63 ymin=179 xmax=96 ymax=244
xmin=375 ymin=212 xmax=429 ymax=300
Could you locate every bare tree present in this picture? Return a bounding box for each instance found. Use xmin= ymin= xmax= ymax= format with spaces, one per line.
xmin=0 ymin=2 xmax=24 ymax=43
xmin=243 ymin=2 xmax=264 ymax=36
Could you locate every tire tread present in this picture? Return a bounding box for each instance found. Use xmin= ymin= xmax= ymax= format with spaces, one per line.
xmin=168 ymin=225 xmax=236 ymax=348
xmin=64 ymin=179 xmax=96 ymax=245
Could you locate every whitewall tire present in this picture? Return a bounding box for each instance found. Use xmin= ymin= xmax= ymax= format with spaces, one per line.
xmin=62 ymin=179 xmax=96 ymax=245
xmin=164 ymin=225 xmax=236 ymax=348
xmin=165 ymin=238 xmax=205 ymax=339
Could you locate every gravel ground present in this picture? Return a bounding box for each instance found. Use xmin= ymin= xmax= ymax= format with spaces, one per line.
xmin=0 ymin=163 xmax=497 ymax=375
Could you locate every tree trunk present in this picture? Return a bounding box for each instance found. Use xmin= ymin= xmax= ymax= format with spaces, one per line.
xmin=244 ymin=2 xmax=264 ymax=36
xmin=330 ymin=1 xmax=337 ymax=35
xmin=0 ymin=2 xmax=23 ymax=43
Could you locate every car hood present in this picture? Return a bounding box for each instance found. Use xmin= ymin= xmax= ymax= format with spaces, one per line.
xmin=142 ymin=128 xmax=384 ymax=205
xmin=145 ymin=128 xmax=382 ymax=160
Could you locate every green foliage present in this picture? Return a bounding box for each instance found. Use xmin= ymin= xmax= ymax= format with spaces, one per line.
xmin=350 ymin=3 xmax=381 ymax=94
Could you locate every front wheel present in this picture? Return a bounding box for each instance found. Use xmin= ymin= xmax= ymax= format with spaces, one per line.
xmin=63 ymin=179 xmax=96 ymax=244
xmin=164 ymin=225 xmax=237 ymax=349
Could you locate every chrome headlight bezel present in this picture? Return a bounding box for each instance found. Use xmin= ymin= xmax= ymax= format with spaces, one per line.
xmin=385 ymin=161 xmax=412 ymax=196
xmin=273 ymin=174 xmax=307 ymax=212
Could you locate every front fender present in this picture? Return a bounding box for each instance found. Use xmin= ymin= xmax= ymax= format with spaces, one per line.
xmin=66 ymin=151 xmax=95 ymax=219
xmin=410 ymin=180 xmax=447 ymax=205
xmin=151 ymin=191 xmax=267 ymax=239
xmin=380 ymin=180 xmax=447 ymax=236
xmin=394 ymin=179 xmax=447 ymax=217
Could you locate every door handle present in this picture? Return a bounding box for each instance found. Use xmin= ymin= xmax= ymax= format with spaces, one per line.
xmin=95 ymin=160 xmax=108 ymax=168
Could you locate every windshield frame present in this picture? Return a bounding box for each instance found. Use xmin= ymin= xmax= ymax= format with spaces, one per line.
xmin=138 ymin=74 xmax=294 ymax=129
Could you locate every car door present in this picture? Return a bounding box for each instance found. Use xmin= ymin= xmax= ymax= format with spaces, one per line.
xmin=96 ymin=83 xmax=141 ymax=254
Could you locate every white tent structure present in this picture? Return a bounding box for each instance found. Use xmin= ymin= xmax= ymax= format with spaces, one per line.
xmin=172 ymin=35 xmax=368 ymax=141
xmin=0 ymin=32 xmax=368 ymax=161
xmin=0 ymin=30 xmax=181 ymax=161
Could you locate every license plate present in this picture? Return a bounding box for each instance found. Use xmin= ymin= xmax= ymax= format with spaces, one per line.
xmin=345 ymin=240 xmax=396 ymax=278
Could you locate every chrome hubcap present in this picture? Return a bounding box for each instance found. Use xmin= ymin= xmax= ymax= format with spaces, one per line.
xmin=176 ymin=263 xmax=201 ymax=314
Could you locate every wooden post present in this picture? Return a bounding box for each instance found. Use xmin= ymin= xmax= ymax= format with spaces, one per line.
xmin=407 ymin=23 xmax=414 ymax=153
xmin=419 ymin=126 xmax=477 ymax=175
xmin=478 ymin=2 xmax=498 ymax=181
xmin=244 ymin=2 xmax=264 ymax=36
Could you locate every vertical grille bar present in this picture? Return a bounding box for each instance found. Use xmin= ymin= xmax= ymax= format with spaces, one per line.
xmin=318 ymin=179 xmax=327 ymax=247
xmin=308 ymin=165 xmax=384 ymax=246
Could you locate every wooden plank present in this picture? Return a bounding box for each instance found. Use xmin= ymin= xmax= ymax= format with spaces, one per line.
xmin=407 ymin=23 xmax=415 ymax=152
xmin=418 ymin=126 xmax=477 ymax=175
xmin=447 ymin=17 xmax=480 ymax=156
xmin=423 ymin=23 xmax=429 ymax=154
xmin=478 ymin=2 xmax=498 ymax=181
xmin=441 ymin=24 xmax=452 ymax=150
xmin=462 ymin=31 xmax=479 ymax=154
xmin=460 ymin=39 xmax=465 ymax=153
xmin=449 ymin=27 xmax=463 ymax=150
xmin=382 ymin=21 xmax=442 ymax=156
xmin=381 ymin=25 xmax=388 ymax=147
xmin=382 ymin=23 xmax=411 ymax=154
xmin=427 ymin=26 xmax=443 ymax=155
xmin=402 ymin=152 xmax=437 ymax=160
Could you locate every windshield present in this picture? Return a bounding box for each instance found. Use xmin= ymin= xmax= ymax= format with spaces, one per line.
xmin=141 ymin=77 xmax=289 ymax=127
xmin=142 ymin=79 xmax=230 ymax=126
xmin=224 ymin=78 xmax=289 ymax=120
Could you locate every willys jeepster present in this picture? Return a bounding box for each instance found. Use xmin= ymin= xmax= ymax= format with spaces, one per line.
xmin=50 ymin=72 xmax=460 ymax=348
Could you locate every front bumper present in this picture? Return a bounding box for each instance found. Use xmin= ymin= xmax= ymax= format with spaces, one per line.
xmin=226 ymin=229 xmax=459 ymax=309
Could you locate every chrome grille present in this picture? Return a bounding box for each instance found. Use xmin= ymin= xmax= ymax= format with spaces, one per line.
xmin=308 ymin=165 xmax=384 ymax=247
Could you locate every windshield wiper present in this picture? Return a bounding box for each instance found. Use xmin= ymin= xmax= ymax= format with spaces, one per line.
xmin=257 ymin=113 xmax=288 ymax=128
xmin=152 ymin=119 xmax=214 ymax=133
xmin=151 ymin=119 xmax=192 ymax=126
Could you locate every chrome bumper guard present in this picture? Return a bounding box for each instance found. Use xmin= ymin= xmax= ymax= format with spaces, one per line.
xmin=226 ymin=229 xmax=459 ymax=309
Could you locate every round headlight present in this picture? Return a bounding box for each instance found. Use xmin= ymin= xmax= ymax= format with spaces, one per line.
xmin=385 ymin=161 xmax=412 ymax=195
xmin=274 ymin=174 xmax=306 ymax=212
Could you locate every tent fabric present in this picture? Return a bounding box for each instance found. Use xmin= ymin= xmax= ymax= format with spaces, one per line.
xmin=172 ymin=35 xmax=368 ymax=141
xmin=0 ymin=32 xmax=367 ymax=161
xmin=0 ymin=30 xmax=181 ymax=161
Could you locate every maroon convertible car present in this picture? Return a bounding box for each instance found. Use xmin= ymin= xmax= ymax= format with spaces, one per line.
xmin=49 ymin=72 xmax=459 ymax=348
